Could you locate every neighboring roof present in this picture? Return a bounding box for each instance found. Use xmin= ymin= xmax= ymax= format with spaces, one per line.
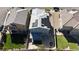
xmin=70 ymin=24 xmax=79 ymax=35
xmin=73 ymin=24 xmax=79 ymax=29
xmin=60 ymin=9 xmax=73 ymax=25
xmin=13 ymin=9 xmax=29 ymax=25
xmin=5 ymin=8 xmax=30 ymax=26
xmin=60 ymin=7 xmax=79 ymax=11
xmin=64 ymin=17 xmax=78 ymax=27
xmin=63 ymin=11 xmax=79 ymax=28
xmin=5 ymin=8 xmax=17 ymax=26
xmin=73 ymin=12 xmax=79 ymax=22
xmin=0 ymin=7 xmax=11 ymax=26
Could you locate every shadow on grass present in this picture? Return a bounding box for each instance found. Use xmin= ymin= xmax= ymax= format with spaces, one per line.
xmin=59 ymin=26 xmax=79 ymax=44
xmin=11 ymin=31 xmax=28 ymax=44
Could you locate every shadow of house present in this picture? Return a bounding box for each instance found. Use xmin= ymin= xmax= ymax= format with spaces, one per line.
xmin=11 ymin=30 xmax=28 ymax=44
xmin=59 ymin=25 xmax=79 ymax=45
xmin=69 ymin=24 xmax=79 ymax=44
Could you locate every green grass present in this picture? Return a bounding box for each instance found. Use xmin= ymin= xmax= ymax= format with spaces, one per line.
xmin=12 ymin=44 xmax=25 ymax=49
xmin=57 ymin=35 xmax=68 ymax=50
xmin=4 ymin=34 xmax=12 ymax=50
xmin=38 ymin=45 xmax=45 ymax=51
xmin=66 ymin=35 xmax=79 ymax=50
xmin=3 ymin=34 xmax=25 ymax=50
xmin=69 ymin=43 xmax=79 ymax=50
xmin=57 ymin=35 xmax=79 ymax=50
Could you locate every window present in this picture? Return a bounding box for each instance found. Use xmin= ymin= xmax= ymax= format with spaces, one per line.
xmin=32 ymin=19 xmax=38 ymax=27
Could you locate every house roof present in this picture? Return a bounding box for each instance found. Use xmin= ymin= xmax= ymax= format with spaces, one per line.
xmin=0 ymin=7 xmax=11 ymax=26
xmin=60 ymin=9 xmax=73 ymax=25
xmin=63 ymin=11 xmax=79 ymax=28
xmin=13 ymin=9 xmax=29 ymax=25
xmin=70 ymin=24 xmax=79 ymax=35
xmin=73 ymin=12 xmax=79 ymax=22
xmin=5 ymin=8 xmax=17 ymax=26
xmin=29 ymin=8 xmax=49 ymax=29
xmin=5 ymin=8 xmax=30 ymax=26
xmin=60 ymin=7 xmax=79 ymax=11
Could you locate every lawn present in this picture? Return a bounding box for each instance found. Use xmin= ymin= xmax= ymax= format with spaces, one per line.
xmin=3 ymin=34 xmax=12 ymax=50
xmin=57 ymin=35 xmax=79 ymax=50
xmin=69 ymin=43 xmax=79 ymax=50
xmin=57 ymin=35 xmax=68 ymax=50
xmin=3 ymin=34 xmax=25 ymax=50
xmin=66 ymin=35 xmax=79 ymax=50
xmin=37 ymin=44 xmax=45 ymax=51
xmin=12 ymin=43 xmax=25 ymax=49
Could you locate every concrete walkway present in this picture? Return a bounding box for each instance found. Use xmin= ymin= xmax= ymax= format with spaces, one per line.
xmin=64 ymin=46 xmax=70 ymax=50
xmin=28 ymin=42 xmax=38 ymax=49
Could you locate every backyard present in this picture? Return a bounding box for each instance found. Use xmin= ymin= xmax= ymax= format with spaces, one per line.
xmin=57 ymin=35 xmax=79 ymax=50
xmin=69 ymin=43 xmax=79 ymax=50
xmin=3 ymin=34 xmax=25 ymax=50
xmin=57 ymin=35 xmax=68 ymax=50
xmin=2 ymin=34 xmax=79 ymax=51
